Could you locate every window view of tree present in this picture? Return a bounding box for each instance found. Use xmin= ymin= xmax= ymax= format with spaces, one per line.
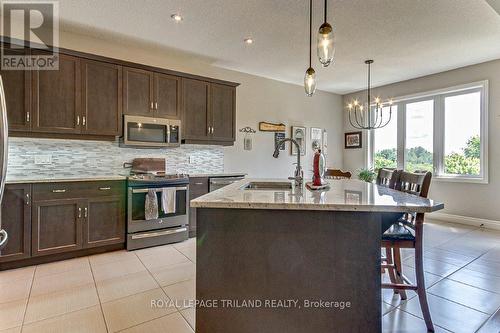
xmin=373 ymin=106 xmax=397 ymax=170
xmin=405 ymin=100 xmax=433 ymax=172
xmin=444 ymin=92 xmax=481 ymax=176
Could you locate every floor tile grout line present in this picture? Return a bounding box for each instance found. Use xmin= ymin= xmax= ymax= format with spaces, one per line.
xmin=113 ymin=310 xmax=187 ymax=333
xmin=474 ymin=305 xmax=500 ymax=333
xmin=179 ymin=308 xmax=195 ymax=331
xmin=88 ymin=258 xmax=110 ymax=333
xmin=426 ymin=290 xmax=497 ymax=316
xmin=19 ymin=266 xmax=36 ymax=332
xmin=21 ymin=304 xmax=100 ymax=330
xmin=445 ymin=274 xmax=500 ymax=295
xmin=396 ymin=307 xmax=454 ymax=332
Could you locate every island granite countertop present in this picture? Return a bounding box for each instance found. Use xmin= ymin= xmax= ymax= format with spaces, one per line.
xmin=190 ymin=178 xmax=444 ymax=213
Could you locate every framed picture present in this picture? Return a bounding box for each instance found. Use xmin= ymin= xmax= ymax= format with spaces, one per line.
xmin=291 ymin=126 xmax=306 ymax=156
xmin=311 ymin=127 xmax=323 ymax=151
xmin=345 ymin=131 xmax=362 ymax=149
xmin=274 ymin=132 xmax=286 ymax=151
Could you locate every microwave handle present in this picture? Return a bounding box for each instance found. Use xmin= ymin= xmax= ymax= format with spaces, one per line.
xmin=166 ymin=124 xmax=171 ymax=144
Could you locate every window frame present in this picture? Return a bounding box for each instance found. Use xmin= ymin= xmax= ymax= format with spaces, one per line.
xmin=368 ymin=80 xmax=488 ymax=184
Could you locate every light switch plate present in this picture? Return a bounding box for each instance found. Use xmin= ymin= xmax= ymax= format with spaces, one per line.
xmin=34 ymin=155 xmax=52 ymax=165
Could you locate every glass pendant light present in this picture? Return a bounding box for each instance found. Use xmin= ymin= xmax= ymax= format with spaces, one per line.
xmin=317 ymin=0 xmax=334 ymax=67
xmin=304 ymin=0 xmax=316 ymax=96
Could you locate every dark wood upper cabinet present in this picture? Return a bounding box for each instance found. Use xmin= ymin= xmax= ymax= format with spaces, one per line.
xmin=210 ymin=83 xmax=235 ymax=141
xmin=82 ymin=60 xmax=122 ymax=136
xmin=0 ymin=184 xmax=31 ymax=262
xmin=31 ymin=199 xmax=84 ymax=257
xmin=32 ymin=53 xmax=82 ymax=134
xmin=123 ymin=67 xmax=153 ymax=117
xmin=182 ymin=78 xmax=210 ymax=141
xmin=154 ymin=73 xmax=181 ymax=119
xmin=0 ymin=48 xmax=31 ymax=131
xmin=84 ymin=195 xmax=125 ymax=248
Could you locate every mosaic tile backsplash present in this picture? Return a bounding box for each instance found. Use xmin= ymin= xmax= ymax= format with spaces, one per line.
xmin=7 ymin=138 xmax=224 ymax=180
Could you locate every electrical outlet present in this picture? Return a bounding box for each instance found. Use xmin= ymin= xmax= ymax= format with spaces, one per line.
xmin=34 ymin=155 xmax=52 ymax=165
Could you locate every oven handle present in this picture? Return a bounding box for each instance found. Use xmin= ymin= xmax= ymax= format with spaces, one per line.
xmin=131 ymin=186 xmax=188 ymax=194
xmin=131 ymin=227 xmax=188 ymax=240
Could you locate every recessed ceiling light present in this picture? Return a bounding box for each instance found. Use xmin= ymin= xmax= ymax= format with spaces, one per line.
xmin=171 ymin=14 xmax=183 ymax=22
xmin=244 ymin=37 xmax=254 ymax=44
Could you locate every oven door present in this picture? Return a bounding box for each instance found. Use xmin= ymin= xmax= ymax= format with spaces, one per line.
xmin=128 ymin=185 xmax=188 ymax=233
xmin=123 ymin=115 xmax=170 ymax=147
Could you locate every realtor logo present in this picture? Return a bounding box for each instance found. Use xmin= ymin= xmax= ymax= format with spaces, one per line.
xmin=1 ymin=0 xmax=59 ymax=70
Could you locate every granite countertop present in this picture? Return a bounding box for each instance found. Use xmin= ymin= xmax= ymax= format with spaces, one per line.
xmin=6 ymin=175 xmax=128 ymax=184
xmin=190 ymin=178 xmax=444 ymax=213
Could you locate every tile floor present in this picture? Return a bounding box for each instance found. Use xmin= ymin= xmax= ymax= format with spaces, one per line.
xmin=0 ymin=219 xmax=499 ymax=332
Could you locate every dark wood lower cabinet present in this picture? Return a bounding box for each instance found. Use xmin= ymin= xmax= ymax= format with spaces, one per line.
xmin=84 ymin=195 xmax=125 ymax=248
xmin=0 ymin=184 xmax=31 ymax=262
xmin=32 ymin=199 xmax=84 ymax=257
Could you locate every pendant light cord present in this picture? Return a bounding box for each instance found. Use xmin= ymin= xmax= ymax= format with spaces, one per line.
xmin=324 ymin=0 xmax=327 ymax=23
xmin=309 ymin=0 xmax=312 ymax=68
xmin=367 ymin=62 xmax=371 ymax=105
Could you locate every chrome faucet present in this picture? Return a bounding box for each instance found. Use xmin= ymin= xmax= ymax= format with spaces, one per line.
xmin=273 ymin=138 xmax=304 ymax=186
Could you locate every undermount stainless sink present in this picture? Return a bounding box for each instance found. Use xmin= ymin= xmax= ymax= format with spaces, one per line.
xmin=243 ymin=181 xmax=293 ymax=190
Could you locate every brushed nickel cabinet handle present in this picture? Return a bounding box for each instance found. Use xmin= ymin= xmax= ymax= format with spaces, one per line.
xmin=150 ymin=101 xmax=154 ymax=110
xmin=155 ymin=102 xmax=158 ymax=110
xmin=84 ymin=207 xmax=88 ymax=218
xmin=52 ymin=189 xmax=66 ymax=193
xmin=82 ymin=116 xmax=86 ymax=127
xmin=25 ymin=193 xmax=30 ymax=205
xmin=194 ymin=182 xmax=204 ymax=185
xmin=76 ymin=116 xmax=80 ymax=126
xmin=78 ymin=207 xmax=82 ymax=218
xmin=99 ymin=187 xmax=111 ymax=191
xmin=26 ymin=112 xmax=30 ymax=123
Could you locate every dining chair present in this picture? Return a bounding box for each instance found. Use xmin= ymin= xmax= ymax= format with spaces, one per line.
xmin=325 ymin=169 xmax=352 ymax=179
xmin=381 ymin=170 xmax=434 ymax=332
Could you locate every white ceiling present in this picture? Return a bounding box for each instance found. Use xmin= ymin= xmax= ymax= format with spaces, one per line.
xmin=57 ymin=0 xmax=500 ymax=94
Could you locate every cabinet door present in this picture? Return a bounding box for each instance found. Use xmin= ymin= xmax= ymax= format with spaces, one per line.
xmin=32 ymin=53 xmax=82 ymax=133
xmin=0 ymin=184 xmax=31 ymax=262
xmin=188 ymin=177 xmax=209 ymax=237
xmin=32 ymin=199 xmax=83 ymax=256
xmin=182 ymin=79 xmax=210 ymax=140
xmin=0 ymin=47 xmax=31 ymax=131
xmin=84 ymin=195 xmax=125 ymax=248
xmin=123 ymin=67 xmax=153 ymax=117
xmin=210 ymin=84 xmax=235 ymax=141
xmin=82 ymin=60 xmax=122 ymax=136
xmin=154 ymin=73 xmax=181 ymax=119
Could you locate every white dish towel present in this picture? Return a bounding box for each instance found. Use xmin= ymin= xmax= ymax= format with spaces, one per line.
xmin=161 ymin=188 xmax=176 ymax=214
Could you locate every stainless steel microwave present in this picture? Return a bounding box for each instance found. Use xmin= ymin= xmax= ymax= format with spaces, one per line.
xmin=122 ymin=115 xmax=181 ymax=148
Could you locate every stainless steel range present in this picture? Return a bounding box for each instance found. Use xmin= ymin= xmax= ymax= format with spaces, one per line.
xmin=126 ymin=158 xmax=189 ymax=250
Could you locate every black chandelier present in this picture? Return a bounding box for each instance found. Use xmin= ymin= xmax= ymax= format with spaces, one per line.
xmin=347 ymin=60 xmax=393 ymax=130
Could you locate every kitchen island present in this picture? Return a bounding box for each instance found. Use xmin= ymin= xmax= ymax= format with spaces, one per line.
xmin=190 ymin=179 xmax=444 ymax=333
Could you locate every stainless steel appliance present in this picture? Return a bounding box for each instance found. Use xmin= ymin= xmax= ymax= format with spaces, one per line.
xmin=122 ymin=115 xmax=181 ymax=148
xmin=127 ymin=158 xmax=189 ymax=250
xmin=209 ymin=176 xmax=245 ymax=192
xmin=0 ymin=75 xmax=8 ymax=251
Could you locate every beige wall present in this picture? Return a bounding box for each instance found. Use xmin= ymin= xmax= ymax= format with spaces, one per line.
xmin=58 ymin=31 xmax=344 ymax=179
xmin=343 ymin=59 xmax=500 ymax=221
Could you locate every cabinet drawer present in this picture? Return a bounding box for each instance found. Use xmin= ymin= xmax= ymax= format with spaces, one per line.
xmin=33 ymin=180 xmax=125 ymax=200
xmin=189 ymin=177 xmax=209 ymax=199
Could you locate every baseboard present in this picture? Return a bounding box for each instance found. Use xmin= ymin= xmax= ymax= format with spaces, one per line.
xmin=428 ymin=212 xmax=500 ymax=231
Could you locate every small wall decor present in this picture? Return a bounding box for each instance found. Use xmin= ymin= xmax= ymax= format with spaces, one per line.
xmin=239 ymin=127 xmax=256 ymax=151
xmin=345 ymin=131 xmax=362 ymax=149
xmin=291 ymin=126 xmax=306 ymax=156
xmin=311 ymin=127 xmax=323 ymax=151
xmin=274 ymin=132 xmax=286 ymax=151
xmin=259 ymin=122 xmax=286 ymax=132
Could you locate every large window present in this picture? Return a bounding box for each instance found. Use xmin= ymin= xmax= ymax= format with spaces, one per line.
xmin=370 ymin=81 xmax=488 ymax=183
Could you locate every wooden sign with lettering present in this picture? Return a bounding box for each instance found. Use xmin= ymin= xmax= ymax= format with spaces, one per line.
xmin=259 ymin=122 xmax=286 ymax=132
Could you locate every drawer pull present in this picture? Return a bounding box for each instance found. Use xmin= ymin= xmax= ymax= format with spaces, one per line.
xmin=99 ymin=187 xmax=111 ymax=191
xmin=52 ymin=189 xmax=66 ymax=193
xmin=194 ymin=182 xmax=204 ymax=185
xmin=78 ymin=207 xmax=82 ymax=218
xmin=131 ymin=227 xmax=187 ymax=240
xmin=84 ymin=207 xmax=88 ymax=218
